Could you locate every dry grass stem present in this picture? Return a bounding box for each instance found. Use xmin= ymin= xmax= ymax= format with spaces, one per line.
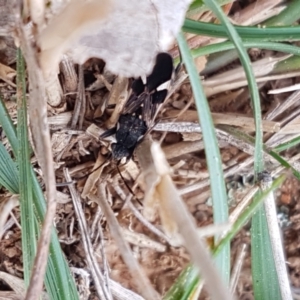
xmin=231 ymin=0 xmax=284 ymax=25
xmin=197 ymin=223 xmax=231 ymax=239
xmin=135 ymin=137 xmax=161 ymax=222
xmin=60 ymin=55 xmax=78 ymax=93
xmin=150 ymin=142 xmax=233 ymax=300
xmin=180 ymin=157 xmax=254 ymax=195
xmin=164 ymin=110 xmax=280 ymax=132
xmin=272 ymin=153 xmax=300 ymax=177
xmin=204 ymin=71 xmax=300 ymax=97
xmin=96 ymin=182 xmax=159 ymax=300
xmin=106 ymin=77 xmax=129 ymax=128
xmin=0 ymin=271 xmax=26 ymax=298
xmin=64 ymin=168 xmax=114 ymax=300
xmin=125 ymin=200 xmax=174 ymax=244
xmin=265 ymin=90 xmax=300 ymax=120
xmin=229 ymin=186 xmax=259 ymax=225
xmin=71 ymin=65 xmax=85 ymax=128
xmin=230 ymin=244 xmax=247 ymax=294
xmin=163 ymin=141 xmax=205 ymax=160
xmin=120 ymin=227 xmax=166 ymax=252
xmin=269 ymin=83 xmax=300 ymax=94
xmin=205 ymin=55 xmax=291 ymax=86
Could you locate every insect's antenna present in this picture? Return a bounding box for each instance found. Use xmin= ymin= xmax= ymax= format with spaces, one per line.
xmin=116 ymin=163 xmax=135 ymax=197
xmin=116 ymin=163 xmax=143 ymax=207
xmin=56 ymin=154 xmax=111 ymax=186
xmin=75 ymin=153 xmax=112 ymax=181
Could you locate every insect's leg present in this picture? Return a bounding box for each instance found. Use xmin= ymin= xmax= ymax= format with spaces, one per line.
xmin=117 ymin=163 xmax=134 ymax=196
xmin=175 ymin=50 xmax=183 ymax=75
xmin=100 ymin=127 xmax=117 ymax=138
xmin=151 ymin=89 xmax=168 ymax=104
xmin=131 ymin=78 xmax=144 ymax=95
xmin=116 ymin=163 xmax=143 ymax=207
xmin=146 ymin=52 xmax=174 ymax=92
xmin=75 ymin=155 xmax=111 ymax=180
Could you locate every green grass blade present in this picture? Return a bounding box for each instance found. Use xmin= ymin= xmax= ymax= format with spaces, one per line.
xmin=163 ymin=266 xmax=199 ymax=300
xmin=218 ymin=125 xmax=300 ymax=180
xmin=274 ymin=55 xmax=300 ymax=73
xmin=0 ymin=100 xmax=18 ymax=154
xmin=0 ymin=51 xmax=79 ymax=299
xmin=264 ymin=0 xmax=300 ymax=26
xmin=183 ymin=19 xmax=300 ymax=41
xmin=201 ymin=0 xmax=300 ymax=75
xmin=31 ymin=167 xmax=79 ymax=300
xmin=189 ymin=40 xmax=300 ymax=59
xmin=274 ymin=136 xmax=300 ymax=152
xmin=177 ymin=32 xmax=230 ymax=281
xmin=165 ymin=175 xmax=285 ymax=299
xmin=188 ymin=0 xmax=233 ymax=16
xmin=203 ymin=0 xmax=263 ymax=174
xmin=17 ymin=49 xmax=36 ymax=286
xmin=251 ymin=205 xmax=281 ymax=299
xmin=196 ymin=2 xmax=280 ymax=299
xmin=214 ymin=176 xmax=285 ymax=255
xmin=0 ymin=142 xmax=19 ymax=194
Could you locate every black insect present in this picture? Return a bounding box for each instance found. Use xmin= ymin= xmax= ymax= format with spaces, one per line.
xmin=101 ymin=52 xmax=174 ymax=162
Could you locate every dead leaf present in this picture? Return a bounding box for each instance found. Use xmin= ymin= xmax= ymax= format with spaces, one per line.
xmin=0 ymin=271 xmax=26 ymax=298
xmin=39 ymin=0 xmax=192 ymax=78
xmin=0 ymin=62 xmax=16 ymax=87
xmin=0 ymin=195 xmax=19 ymax=240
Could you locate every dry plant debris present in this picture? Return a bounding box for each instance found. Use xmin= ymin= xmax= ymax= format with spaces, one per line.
xmin=1 ymin=0 xmax=300 ymax=299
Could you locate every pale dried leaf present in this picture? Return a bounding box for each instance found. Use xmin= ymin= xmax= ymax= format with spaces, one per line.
xmin=60 ymin=55 xmax=78 ymax=92
xmin=232 ymin=0 xmax=284 ymax=25
xmin=195 ymin=55 xmax=207 ymax=73
xmin=136 ymin=138 xmax=160 ymax=222
xmin=0 ymin=62 xmax=16 ymax=87
xmin=204 ymin=55 xmax=291 ymax=87
xmin=0 ymin=291 xmax=22 ymax=300
xmin=106 ymin=77 xmax=129 ymax=128
xmin=0 ymin=271 xmax=25 ymax=298
xmin=40 ymin=0 xmax=192 ymax=77
xmin=0 ymin=195 xmax=19 ymax=240
xmin=38 ymin=0 xmax=112 ymax=76
xmin=82 ymin=155 xmax=108 ymax=199
xmin=121 ymin=227 xmax=166 ymax=252
xmin=149 ymin=143 xmax=233 ymax=300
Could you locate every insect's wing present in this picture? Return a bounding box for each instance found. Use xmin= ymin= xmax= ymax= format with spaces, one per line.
xmin=141 ymin=93 xmax=152 ymax=127
xmin=123 ymin=92 xmax=148 ymax=115
xmin=146 ymin=52 xmax=174 ymax=92
xmin=142 ymin=89 xmax=168 ymax=127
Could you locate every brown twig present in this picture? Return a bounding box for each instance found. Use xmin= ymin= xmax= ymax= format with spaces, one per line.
xmin=96 ymin=182 xmax=160 ymax=300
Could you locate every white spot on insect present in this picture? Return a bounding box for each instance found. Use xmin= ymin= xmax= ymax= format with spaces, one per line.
xmin=157 ymin=80 xmax=170 ymax=91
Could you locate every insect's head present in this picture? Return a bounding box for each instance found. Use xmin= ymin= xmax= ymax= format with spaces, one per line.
xmin=111 ymin=142 xmax=133 ymax=162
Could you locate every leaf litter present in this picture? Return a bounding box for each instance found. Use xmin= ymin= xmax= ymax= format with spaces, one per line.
xmin=1 ymin=0 xmax=300 ymax=299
